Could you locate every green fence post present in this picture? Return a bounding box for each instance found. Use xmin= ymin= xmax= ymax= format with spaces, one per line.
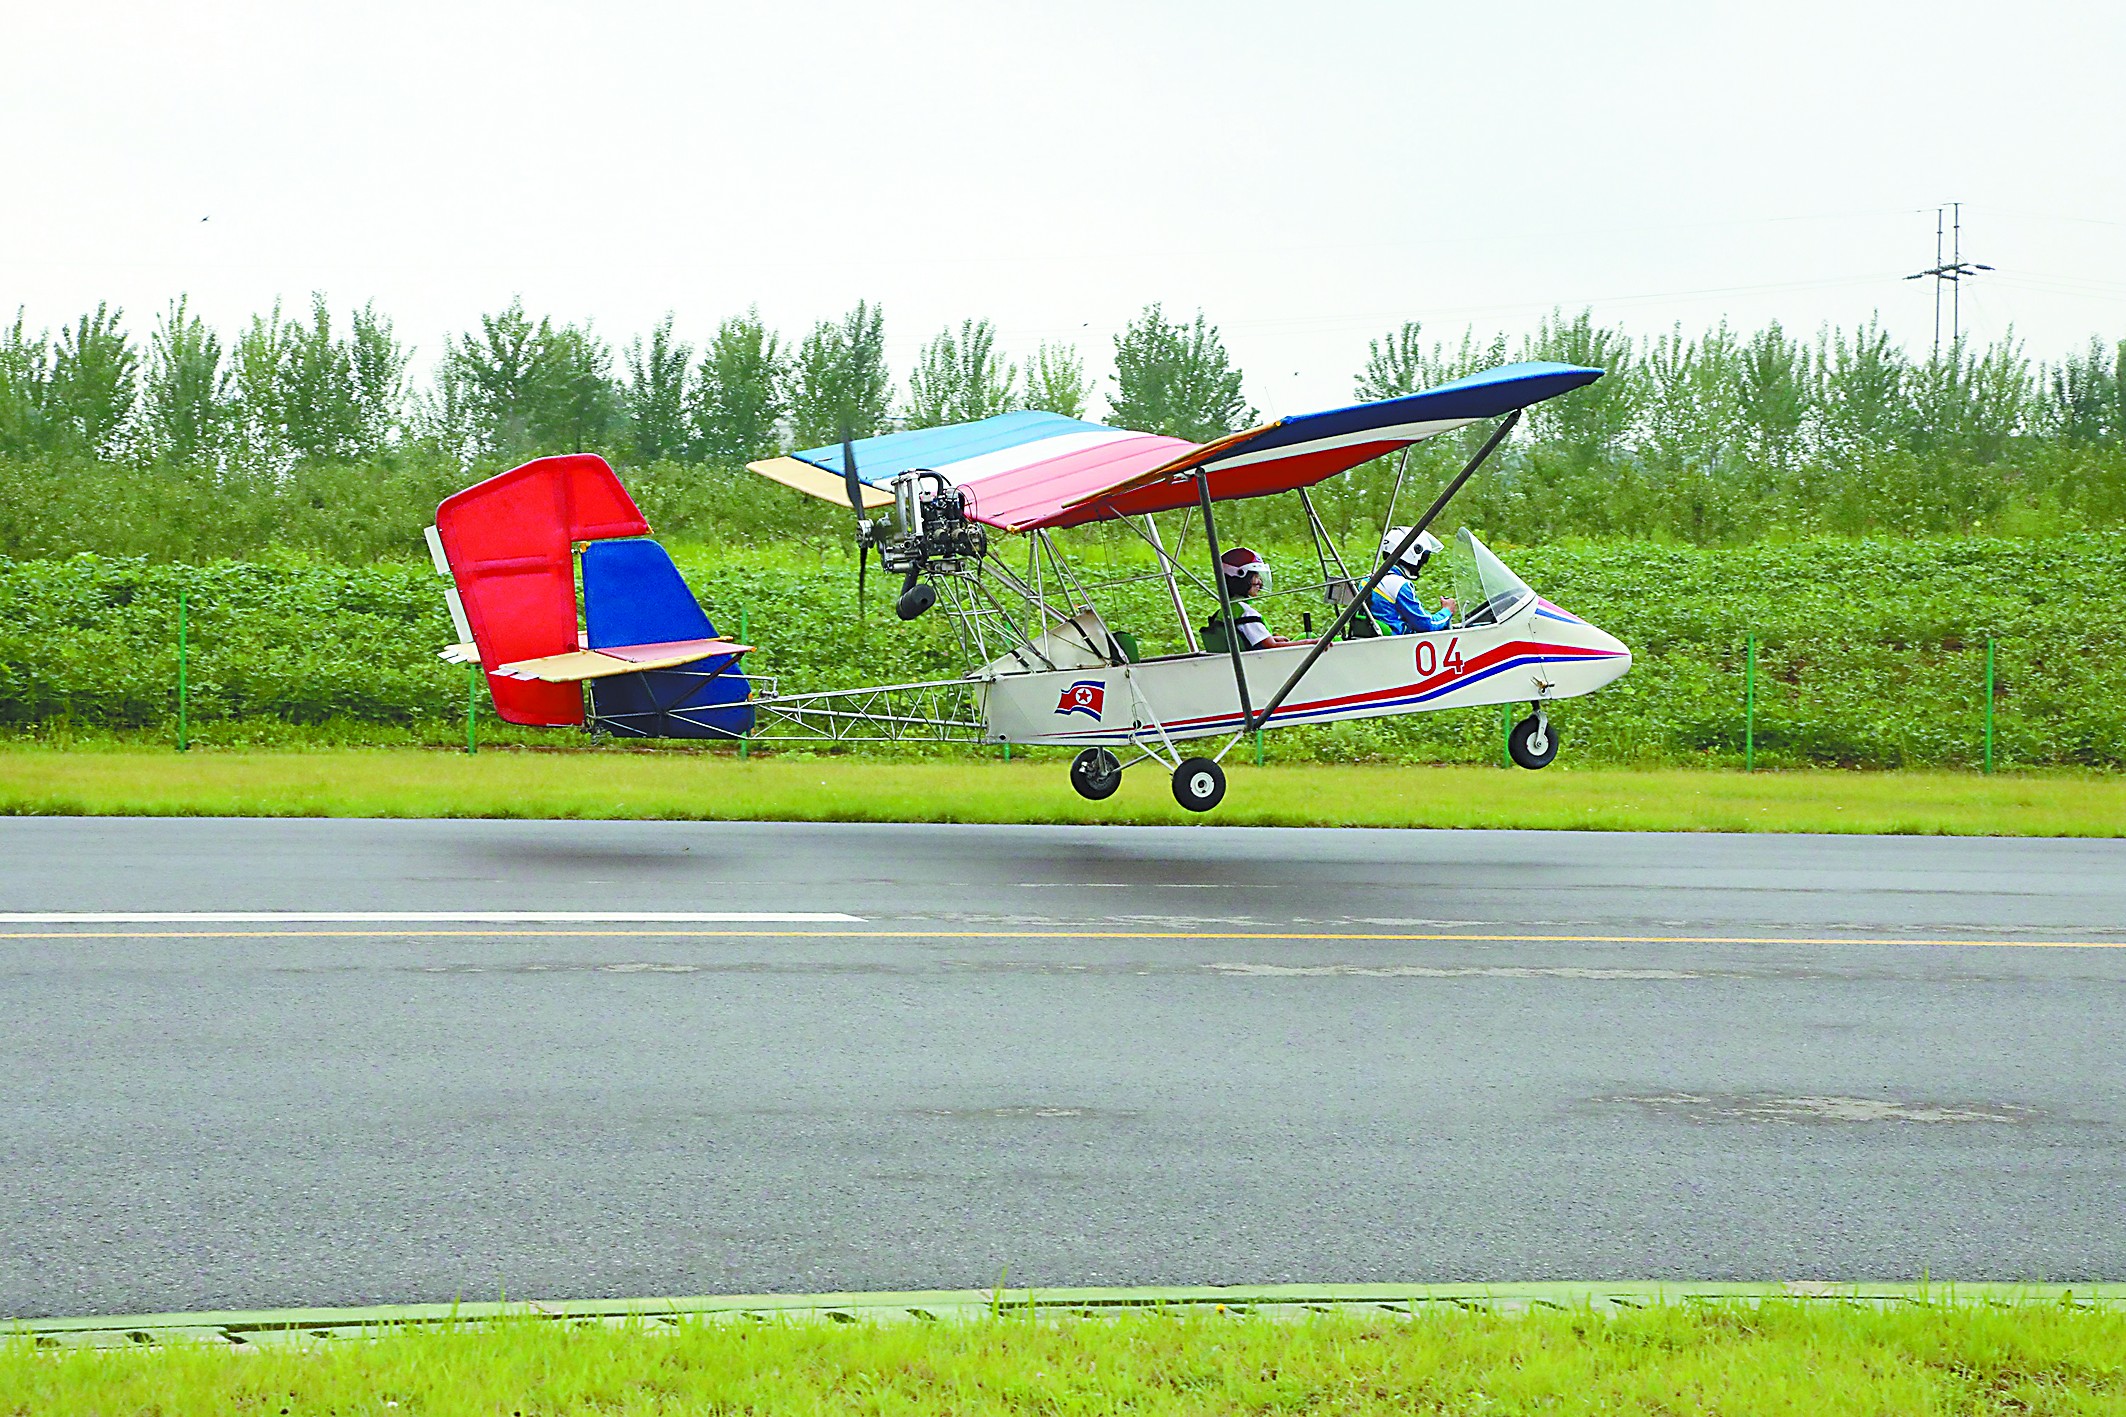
xmin=176 ymin=588 xmax=188 ymax=753
xmin=1501 ymin=702 xmax=1511 ymax=768
xmin=738 ymin=603 xmax=750 ymax=760
xmin=1254 ymin=729 xmax=1264 ymax=766
xmin=1744 ymin=634 xmax=1755 ymax=772
xmin=466 ymin=662 xmax=478 ymax=755
xmin=1984 ymin=637 xmax=1995 ymax=775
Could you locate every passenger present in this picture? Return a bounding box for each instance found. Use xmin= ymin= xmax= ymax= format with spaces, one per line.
xmin=1369 ymin=527 xmax=1457 ymax=634
xmin=1212 ymin=546 xmax=1301 ymax=649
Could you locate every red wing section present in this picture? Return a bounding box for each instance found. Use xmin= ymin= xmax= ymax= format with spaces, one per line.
xmin=1036 ymin=440 xmax=1408 ymax=528
xmin=434 ymin=455 xmax=650 ymax=725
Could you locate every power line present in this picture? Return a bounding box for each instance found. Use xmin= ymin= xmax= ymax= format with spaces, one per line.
xmin=1905 ymin=202 xmax=1994 ymax=353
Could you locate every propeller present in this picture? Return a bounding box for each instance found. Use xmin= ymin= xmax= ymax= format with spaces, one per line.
xmin=840 ymin=423 xmax=869 ymax=612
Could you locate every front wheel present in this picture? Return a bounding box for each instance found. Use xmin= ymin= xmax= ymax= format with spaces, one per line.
xmin=1509 ymin=711 xmax=1559 ymax=769
xmin=1070 ymin=747 xmax=1122 ymax=801
xmin=1171 ymin=756 xmax=1226 ymax=812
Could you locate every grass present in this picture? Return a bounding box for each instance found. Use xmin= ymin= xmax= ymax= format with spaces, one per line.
xmin=0 ymin=745 xmax=2122 ymax=834
xmin=7 ymin=1300 xmax=2126 ymax=1414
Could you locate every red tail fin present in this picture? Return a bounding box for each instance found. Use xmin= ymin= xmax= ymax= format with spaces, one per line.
xmin=433 ymin=455 xmax=649 ymax=726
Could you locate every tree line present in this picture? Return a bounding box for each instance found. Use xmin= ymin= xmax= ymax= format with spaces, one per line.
xmin=3 ymin=294 xmax=2122 ymax=542
xmin=0 ymin=296 xmax=1252 ymax=470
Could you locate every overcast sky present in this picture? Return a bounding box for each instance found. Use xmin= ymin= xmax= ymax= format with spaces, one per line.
xmin=5 ymin=0 xmax=2121 ymax=417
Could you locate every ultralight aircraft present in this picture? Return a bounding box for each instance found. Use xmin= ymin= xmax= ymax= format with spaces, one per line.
xmin=426 ymin=361 xmax=1630 ymax=813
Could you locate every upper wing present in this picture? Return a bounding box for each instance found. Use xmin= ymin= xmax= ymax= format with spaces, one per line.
xmin=745 ymin=362 xmax=1602 ymax=534
xmin=1042 ymin=362 xmax=1604 ymax=530
xmin=746 ymin=410 xmax=1190 ymax=527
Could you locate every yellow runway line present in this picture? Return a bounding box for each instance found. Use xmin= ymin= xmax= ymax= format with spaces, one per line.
xmin=2 ymin=928 xmax=2125 ymax=949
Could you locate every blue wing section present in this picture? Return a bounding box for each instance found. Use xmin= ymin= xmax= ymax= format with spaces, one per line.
xmin=1224 ymin=362 xmax=1604 ymax=461
xmin=793 ymin=410 xmax=1115 ymax=485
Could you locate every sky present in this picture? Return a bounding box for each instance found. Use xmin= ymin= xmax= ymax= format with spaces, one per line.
xmin=4 ymin=0 xmax=2122 ymax=419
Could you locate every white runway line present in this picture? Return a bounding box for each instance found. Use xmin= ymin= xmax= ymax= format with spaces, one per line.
xmin=0 ymin=911 xmax=865 ymax=924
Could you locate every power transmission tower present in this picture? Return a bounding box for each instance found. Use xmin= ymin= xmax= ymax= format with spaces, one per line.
xmin=1905 ymin=202 xmax=1993 ymax=356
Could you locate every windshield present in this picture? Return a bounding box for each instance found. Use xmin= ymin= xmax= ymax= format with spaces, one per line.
xmin=1452 ymin=529 xmax=1534 ymax=627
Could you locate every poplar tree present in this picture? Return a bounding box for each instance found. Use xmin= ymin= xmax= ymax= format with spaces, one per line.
xmin=623 ymin=313 xmax=693 ymax=464
xmin=437 ymin=300 xmax=622 ymax=458
xmin=527 ymin=323 xmax=622 ymax=454
xmin=1022 ymin=341 xmax=1089 ymax=420
xmin=346 ymin=302 xmax=409 ymax=459
xmin=2045 ymin=337 xmax=2125 ymax=444
xmin=230 ymin=303 xmax=294 ymax=468
xmin=691 ymin=308 xmax=788 ymax=463
xmin=1814 ymin=319 xmax=1907 ymax=463
xmin=281 ymin=295 xmax=362 ymax=462
xmin=48 ymin=303 xmax=136 ymax=459
xmin=1517 ymin=309 xmax=1640 ymax=466
xmin=0 ymin=311 xmax=54 ymax=456
xmin=790 ymin=301 xmax=892 ymax=446
xmin=1734 ymin=322 xmax=1811 ymax=484
xmin=441 ymin=300 xmax=544 ymax=457
xmin=904 ymin=319 xmax=1016 ymax=428
xmin=1356 ymin=321 xmax=1428 ymax=400
xmin=143 ymin=297 xmax=228 ymax=466
xmin=1108 ymin=305 xmax=1253 ymax=441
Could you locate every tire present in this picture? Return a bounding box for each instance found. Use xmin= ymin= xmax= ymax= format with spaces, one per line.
xmin=1509 ymin=711 xmax=1559 ymax=769
xmin=1070 ymin=747 xmax=1123 ymax=801
xmin=1171 ymin=756 xmax=1227 ymax=812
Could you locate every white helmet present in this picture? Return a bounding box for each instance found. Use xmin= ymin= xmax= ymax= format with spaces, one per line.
xmin=1380 ymin=526 xmax=1442 ymax=574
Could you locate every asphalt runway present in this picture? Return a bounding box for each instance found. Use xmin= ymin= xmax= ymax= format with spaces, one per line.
xmin=5 ymin=818 xmax=2125 ymax=1318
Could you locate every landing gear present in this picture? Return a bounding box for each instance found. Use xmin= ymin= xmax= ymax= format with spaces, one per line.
xmin=1509 ymin=707 xmax=1558 ymax=769
xmin=1171 ymin=756 xmax=1226 ymax=812
xmin=1069 ymin=747 xmax=1123 ymax=800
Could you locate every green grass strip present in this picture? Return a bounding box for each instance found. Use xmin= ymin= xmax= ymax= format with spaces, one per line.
xmin=8 ymin=1285 xmax=2126 ymax=1414
xmin=2 ymin=747 xmax=2124 ymax=835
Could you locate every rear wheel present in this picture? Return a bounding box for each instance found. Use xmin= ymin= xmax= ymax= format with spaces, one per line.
xmin=1509 ymin=710 xmax=1559 ymax=769
xmin=1069 ymin=747 xmax=1123 ymax=801
xmin=1171 ymin=756 xmax=1226 ymax=812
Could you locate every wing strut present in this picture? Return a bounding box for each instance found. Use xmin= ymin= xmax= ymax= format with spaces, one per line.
xmin=1196 ymin=470 xmax=1255 ymax=731
xmin=1143 ymin=514 xmax=1199 ymax=655
xmin=1243 ymin=409 xmax=1521 ymax=734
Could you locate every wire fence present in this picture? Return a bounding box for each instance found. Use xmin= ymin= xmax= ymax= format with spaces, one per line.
xmin=159 ymin=595 xmax=2031 ymax=772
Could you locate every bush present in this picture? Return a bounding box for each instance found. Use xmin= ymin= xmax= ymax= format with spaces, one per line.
xmin=2 ymin=535 xmax=2120 ymax=769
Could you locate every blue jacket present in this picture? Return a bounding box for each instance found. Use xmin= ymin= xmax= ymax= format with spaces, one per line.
xmin=1369 ymin=570 xmax=1451 ymax=634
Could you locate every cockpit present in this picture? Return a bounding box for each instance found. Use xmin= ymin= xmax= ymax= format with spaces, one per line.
xmin=1448 ymin=528 xmax=1535 ymax=628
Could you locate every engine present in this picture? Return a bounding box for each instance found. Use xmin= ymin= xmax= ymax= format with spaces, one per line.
xmin=874 ymin=470 xmax=989 ymax=619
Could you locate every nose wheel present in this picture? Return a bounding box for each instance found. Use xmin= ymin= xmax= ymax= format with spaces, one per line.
xmin=1509 ymin=707 xmax=1558 ymax=769
xmin=1171 ymin=756 xmax=1226 ymax=812
xmin=1069 ymin=747 xmax=1123 ymax=800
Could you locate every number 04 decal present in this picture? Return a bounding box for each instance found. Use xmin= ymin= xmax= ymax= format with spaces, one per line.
xmin=1415 ymin=637 xmax=1464 ymax=677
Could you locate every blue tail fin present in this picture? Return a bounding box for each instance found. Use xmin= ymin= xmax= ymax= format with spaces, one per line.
xmin=581 ymin=540 xmax=753 ymax=740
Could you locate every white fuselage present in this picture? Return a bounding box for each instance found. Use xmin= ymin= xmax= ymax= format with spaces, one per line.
xmin=979 ymin=595 xmax=1629 ymax=747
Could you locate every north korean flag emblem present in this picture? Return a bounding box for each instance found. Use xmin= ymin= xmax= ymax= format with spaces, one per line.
xmin=1055 ymin=680 xmax=1105 ymax=719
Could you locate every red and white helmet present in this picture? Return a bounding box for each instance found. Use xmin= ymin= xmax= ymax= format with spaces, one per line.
xmin=1220 ymin=546 xmax=1270 ymax=593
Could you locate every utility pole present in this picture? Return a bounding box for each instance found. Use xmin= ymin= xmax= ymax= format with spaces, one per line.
xmin=1905 ymin=202 xmax=1993 ymax=356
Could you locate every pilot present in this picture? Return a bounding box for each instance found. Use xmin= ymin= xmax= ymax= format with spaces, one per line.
xmin=1369 ymin=527 xmax=1457 ymax=634
xmin=1215 ymin=547 xmax=1300 ymax=649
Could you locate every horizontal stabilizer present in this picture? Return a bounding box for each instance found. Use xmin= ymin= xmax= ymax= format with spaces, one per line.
xmin=497 ymin=637 xmax=752 ymax=683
